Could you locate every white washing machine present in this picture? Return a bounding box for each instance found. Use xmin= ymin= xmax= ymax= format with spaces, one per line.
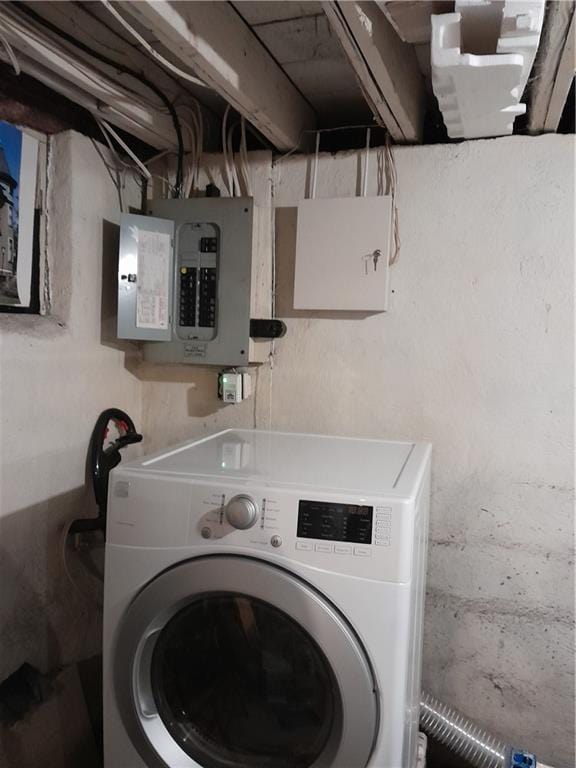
xmin=103 ymin=429 xmax=431 ymax=768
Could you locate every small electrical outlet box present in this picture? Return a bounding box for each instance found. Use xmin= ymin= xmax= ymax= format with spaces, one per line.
xmin=218 ymin=372 xmax=252 ymax=404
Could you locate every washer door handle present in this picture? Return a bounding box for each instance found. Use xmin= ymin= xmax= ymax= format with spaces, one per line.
xmin=135 ymin=630 xmax=160 ymax=719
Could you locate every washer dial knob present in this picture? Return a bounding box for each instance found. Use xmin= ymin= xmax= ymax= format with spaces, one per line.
xmin=225 ymin=495 xmax=259 ymax=530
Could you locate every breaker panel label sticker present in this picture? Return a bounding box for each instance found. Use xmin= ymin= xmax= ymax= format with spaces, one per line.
xmin=135 ymin=229 xmax=170 ymax=329
xmin=184 ymin=343 xmax=207 ymax=358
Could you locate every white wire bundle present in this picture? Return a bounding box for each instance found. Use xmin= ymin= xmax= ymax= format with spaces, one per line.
xmin=98 ymin=118 xmax=151 ymax=180
xmin=0 ymin=28 xmax=20 ymax=74
xmin=383 ymin=134 xmax=400 ymax=265
xmin=221 ymin=108 xmax=253 ymax=197
xmin=362 ymin=127 xmax=371 ymax=197
xmin=93 ymin=99 xmax=205 ymax=207
xmin=176 ymin=101 xmax=203 ymax=197
xmin=100 ymin=0 xmax=206 ymax=88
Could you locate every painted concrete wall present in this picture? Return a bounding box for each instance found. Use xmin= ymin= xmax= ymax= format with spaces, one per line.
xmin=0 ymin=130 xmax=572 ymax=766
xmin=0 ymin=132 xmax=142 ymax=689
xmin=270 ymin=135 xmax=574 ymax=766
xmin=144 ymin=135 xmax=574 ymax=765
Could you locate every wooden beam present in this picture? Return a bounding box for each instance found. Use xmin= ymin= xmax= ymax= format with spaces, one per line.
xmin=544 ymin=8 xmax=576 ymax=131
xmin=119 ymin=0 xmax=316 ymax=150
xmin=322 ymin=1 xmax=425 ymax=142
xmin=0 ymin=3 xmax=178 ymax=149
xmin=376 ymin=2 xmax=454 ymax=45
xmin=21 ymin=1 xmax=221 ymax=146
xmin=528 ymin=1 xmax=575 ymax=133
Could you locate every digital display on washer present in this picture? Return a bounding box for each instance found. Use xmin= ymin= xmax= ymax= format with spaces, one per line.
xmin=297 ymin=501 xmax=373 ymax=544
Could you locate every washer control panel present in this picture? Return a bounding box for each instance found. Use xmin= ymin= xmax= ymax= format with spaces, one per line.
xmin=190 ymin=486 xmax=411 ymax=582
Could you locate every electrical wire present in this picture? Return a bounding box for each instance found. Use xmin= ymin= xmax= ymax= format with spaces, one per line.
xmin=276 ymin=123 xmax=383 ymax=163
xmin=100 ymin=0 xmax=206 ymax=88
xmin=310 ymin=131 xmax=321 ymax=199
xmin=175 ymin=101 xmax=204 ymax=196
xmin=227 ymin=121 xmax=242 ymax=196
xmin=98 ymin=118 xmax=152 ymax=180
xmin=221 ymin=105 xmax=234 ymax=196
xmin=384 ymin=134 xmax=400 ymax=265
xmin=240 ymin=116 xmax=253 ymax=197
xmin=14 ymin=1 xmax=185 ymax=196
xmin=362 ymin=127 xmax=371 ymax=197
xmin=0 ymin=29 xmax=20 ymax=74
xmin=91 ymin=134 xmax=125 ymax=212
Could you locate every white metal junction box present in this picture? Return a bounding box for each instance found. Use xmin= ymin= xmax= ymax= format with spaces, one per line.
xmin=294 ymin=195 xmax=393 ymax=312
xmin=117 ymin=198 xmax=271 ymax=366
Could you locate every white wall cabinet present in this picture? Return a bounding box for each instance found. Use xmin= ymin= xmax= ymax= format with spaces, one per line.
xmin=294 ymin=195 xmax=392 ymax=311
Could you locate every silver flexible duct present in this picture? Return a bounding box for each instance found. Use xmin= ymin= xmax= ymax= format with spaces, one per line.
xmin=420 ymin=690 xmax=556 ymax=768
xmin=420 ymin=690 xmax=507 ymax=768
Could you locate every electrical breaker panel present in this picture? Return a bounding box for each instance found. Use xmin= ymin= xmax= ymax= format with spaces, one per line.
xmin=117 ymin=198 xmax=272 ymax=366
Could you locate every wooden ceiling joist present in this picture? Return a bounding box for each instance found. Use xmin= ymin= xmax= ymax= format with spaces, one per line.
xmin=543 ymin=8 xmax=575 ymax=132
xmin=118 ymin=0 xmax=316 ymax=150
xmin=528 ymin=1 xmax=576 ymax=134
xmin=322 ymin=1 xmax=425 ymax=142
xmin=0 ymin=3 xmax=179 ymax=150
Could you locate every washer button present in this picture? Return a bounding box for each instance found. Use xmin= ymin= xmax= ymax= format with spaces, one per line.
xmin=201 ymin=526 xmax=212 ymax=539
xmin=270 ymin=535 xmax=282 ymax=548
xmin=354 ymin=546 xmax=372 ymax=557
xmin=315 ymin=543 xmax=333 ymax=553
xmin=296 ymin=541 xmax=313 ymax=551
xmin=334 ymin=545 xmax=352 ymax=555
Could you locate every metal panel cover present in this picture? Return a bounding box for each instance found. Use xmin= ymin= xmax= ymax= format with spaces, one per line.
xmin=117 ymin=213 xmax=174 ymax=341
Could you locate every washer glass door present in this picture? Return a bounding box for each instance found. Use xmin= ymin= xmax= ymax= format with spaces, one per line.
xmin=151 ymin=594 xmax=335 ymax=768
xmin=115 ymin=556 xmax=377 ymax=768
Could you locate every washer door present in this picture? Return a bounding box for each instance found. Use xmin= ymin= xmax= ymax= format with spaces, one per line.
xmin=114 ymin=556 xmax=378 ymax=768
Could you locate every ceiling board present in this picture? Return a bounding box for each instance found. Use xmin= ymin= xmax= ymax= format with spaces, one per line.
xmin=232 ymin=1 xmax=322 ymax=26
xmin=283 ymin=59 xmax=365 ymax=98
xmin=253 ymin=14 xmax=343 ymax=64
xmin=377 ymin=1 xmax=454 ymax=44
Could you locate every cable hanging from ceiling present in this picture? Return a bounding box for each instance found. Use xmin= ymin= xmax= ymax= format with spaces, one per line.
xmin=100 ymin=1 xmax=206 ymax=89
xmin=14 ymin=1 xmax=187 ymax=197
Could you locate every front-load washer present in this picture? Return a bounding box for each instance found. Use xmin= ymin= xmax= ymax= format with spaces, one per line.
xmin=103 ymin=429 xmax=431 ymax=768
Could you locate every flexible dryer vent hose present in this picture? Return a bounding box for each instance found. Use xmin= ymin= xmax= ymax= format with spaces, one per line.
xmin=420 ymin=691 xmax=553 ymax=768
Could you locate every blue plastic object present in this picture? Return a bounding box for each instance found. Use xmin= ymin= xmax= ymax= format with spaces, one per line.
xmin=508 ymin=748 xmax=537 ymax=767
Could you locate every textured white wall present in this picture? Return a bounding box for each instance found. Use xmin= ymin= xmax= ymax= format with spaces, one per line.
xmin=140 ymin=135 xmax=574 ymax=765
xmin=271 ymin=135 xmax=574 ymax=766
xmin=1 ymin=130 xmax=572 ymax=767
xmin=0 ymin=132 xmax=142 ymax=682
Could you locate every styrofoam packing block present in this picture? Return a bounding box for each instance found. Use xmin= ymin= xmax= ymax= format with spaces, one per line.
xmin=497 ymin=1 xmax=545 ymax=96
xmin=431 ymin=0 xmax=544 ymax=139
xmin=458 ymin=0 xmax=544 ymax=94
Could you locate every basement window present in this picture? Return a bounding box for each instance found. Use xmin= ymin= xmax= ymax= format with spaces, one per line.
xmin=0 ymin=119 xmax=44 ymax=314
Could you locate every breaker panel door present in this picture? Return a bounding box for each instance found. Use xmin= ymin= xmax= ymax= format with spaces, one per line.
xmin=118 ymin=213 xmax=174 ymax=342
